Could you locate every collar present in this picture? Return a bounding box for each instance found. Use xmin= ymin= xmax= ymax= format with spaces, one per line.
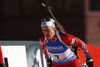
xmin=49 ymin=35 xmax=57 ymax=43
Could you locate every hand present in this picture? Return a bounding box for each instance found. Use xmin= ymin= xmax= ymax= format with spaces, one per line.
xmin=47 ymin=59 xmax=53 ymax=67
xmin=86 ymin=58 xmax=93 ymax=67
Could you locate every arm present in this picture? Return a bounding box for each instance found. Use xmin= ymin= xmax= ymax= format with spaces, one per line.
xmin=39 ymin=37 xmax=50 ymax=59
xmin=39 ymin=37 xmax=53 ymax=67
xmin=61 ymin=34 xmax=93 ymax=67
xmin=61 ymin=34 xmax=92 ymax=59
xmin=74 ymin=37 xmax=93 ymax=67
xmin=74 ymin=37 xmax=91 ymax=59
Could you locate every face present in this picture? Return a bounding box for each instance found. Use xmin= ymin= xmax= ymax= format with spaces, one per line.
xmin=41 ymin=26 xmax=56 ymax=39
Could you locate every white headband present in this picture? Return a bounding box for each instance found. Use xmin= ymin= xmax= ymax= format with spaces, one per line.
xmin=41 ymin=19 xmax=55 ymax=27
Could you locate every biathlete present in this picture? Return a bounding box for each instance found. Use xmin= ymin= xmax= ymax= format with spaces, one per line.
xmin=39 ymin=17 xmax=93 ymax=67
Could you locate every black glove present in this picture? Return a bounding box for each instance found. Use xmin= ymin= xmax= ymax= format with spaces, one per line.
xmin=86 ymin=58 xmax=93 ymax=67
xmin=0 ymin=63 xmax=6 ymax=67
xmin=47 ymin=59 xmax=53 ymax=67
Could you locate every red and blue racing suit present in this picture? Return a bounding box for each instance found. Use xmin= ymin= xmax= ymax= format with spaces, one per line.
xmin=39 ymin=32 xmax=91 ymax=67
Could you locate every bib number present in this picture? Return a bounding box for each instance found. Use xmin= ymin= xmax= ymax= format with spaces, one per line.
xmin=54 ymin=55 xmax=59 ymax=59
xmin=50 ymin=49 xmax=74 ymax=62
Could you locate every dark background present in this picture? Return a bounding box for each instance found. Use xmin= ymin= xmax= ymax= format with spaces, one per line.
xmin=0 ymin=0 xmax=86 ymax=41
xmin=90 ymin=0 xmax=100 ymax=11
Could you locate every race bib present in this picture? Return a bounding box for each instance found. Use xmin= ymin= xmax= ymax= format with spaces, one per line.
xmin=49 ymin=49 xmax=74 ymax=62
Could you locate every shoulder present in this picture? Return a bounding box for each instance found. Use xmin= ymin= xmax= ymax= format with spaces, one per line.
xmin=39 ymin=36 xmax=45 ymax=42
xmin=61 ymin=33 xmax=76 ymax=38
xmin=39 ymin=36 xmax=45 ymax=46
xmin=66 ymin=33 xmax=75 ymax=37
xmin=61 ymin=33 xmax=76 ymax=46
